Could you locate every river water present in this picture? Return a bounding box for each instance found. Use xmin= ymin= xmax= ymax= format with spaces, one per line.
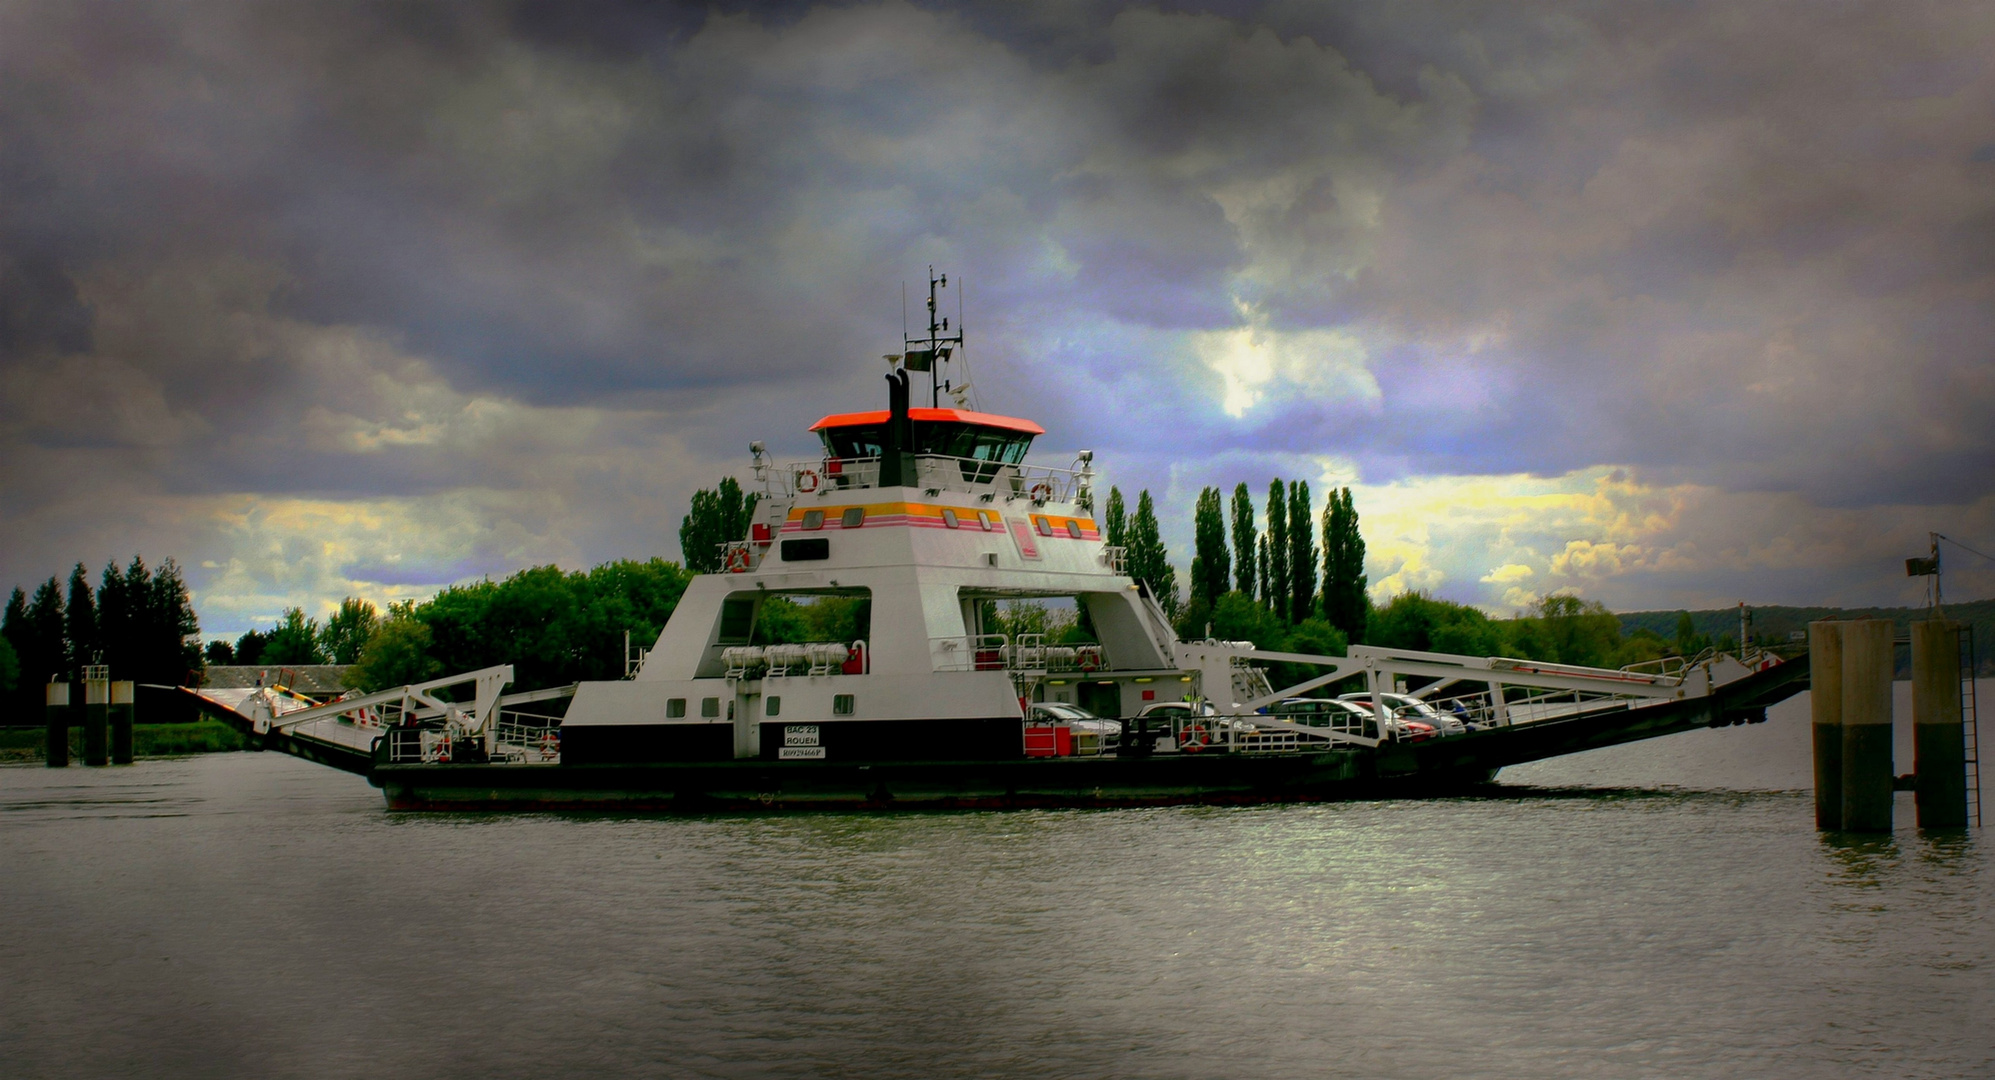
xmin=2 ymin=686 xmax=1989 ymax=1080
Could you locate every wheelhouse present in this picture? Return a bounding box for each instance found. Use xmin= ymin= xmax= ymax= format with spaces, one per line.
xmin=811 ymin=407 xmax=1043 ymax=482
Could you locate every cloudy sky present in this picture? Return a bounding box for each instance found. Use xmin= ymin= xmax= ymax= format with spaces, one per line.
xmin=3 ymin=0 xmax=1992 ymax=634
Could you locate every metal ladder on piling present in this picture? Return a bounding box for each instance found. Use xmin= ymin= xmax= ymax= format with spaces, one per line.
xmin=1961 ymin=624 xmax=1981 ymax=827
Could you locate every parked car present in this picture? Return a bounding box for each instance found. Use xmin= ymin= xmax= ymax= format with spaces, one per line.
xmin=1028 ymin=702 xmax=1120 ymax=753
xmin=1135 ymin=700 xmax=1260 ymax=752
xmin=1338 ymin=692 xmax=1471 ymax=737
xmin=1272 ymin=698 xmax=1438 ymax=742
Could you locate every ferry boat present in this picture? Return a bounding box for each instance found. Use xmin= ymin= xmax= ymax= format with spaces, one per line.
xmin=195 ymin=273 xmax=1810 ymax=810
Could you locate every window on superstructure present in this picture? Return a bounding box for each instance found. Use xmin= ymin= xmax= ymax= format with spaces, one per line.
xmin=841 ymin=508 xmax=865 ymax=528
xmin=941 ymin=508 xmax=959 ymax=529
xmin=701 ymin=697 xmax=720 ymax=718
xmin=1066 ymin=520 xmax=1083 ymax=539
xmin=1034 ymin=516 xmax=1053 ymax=536
xmin=718 ymin=597 xmax=755 ymax=644
xmin=802 ymin=510 xmax=824 ymax=530
xmin=667 ymin=698 xmax=686 ymax=718
xmin=766 ymin=696 xmax=780 ymax=717
xmin=833 ymin=694 xmax=855 ymax=716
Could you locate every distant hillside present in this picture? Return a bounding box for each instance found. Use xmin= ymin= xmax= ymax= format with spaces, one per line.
xmin=1618 ymin=598 xmax=1995 ymax=676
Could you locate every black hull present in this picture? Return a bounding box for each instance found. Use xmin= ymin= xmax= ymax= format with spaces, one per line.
xmin=371 ymin=750 xmax=1376 ymax=811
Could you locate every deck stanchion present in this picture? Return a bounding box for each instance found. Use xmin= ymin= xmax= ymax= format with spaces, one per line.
xmin=83 ymin=668 xmax=110 ymax=767
xmin=45 ymin=680 xmax=71 ymax=767
xmin=1911 ymin=620 xmax=1968 ymax=829
xmin=110 ymin=680 xmax=136 ymax=765
xmin=1809 ymin=620 xmax=1844 ymax=829
xmin=1840 ymin=618 xmax=1895 ymax=832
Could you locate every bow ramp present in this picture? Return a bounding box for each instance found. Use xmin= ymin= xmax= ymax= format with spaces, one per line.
xmin=181 ymin=666 xmax=571 ymax=776
xmin=1172 ymin=638 xmax=1808 ymax=781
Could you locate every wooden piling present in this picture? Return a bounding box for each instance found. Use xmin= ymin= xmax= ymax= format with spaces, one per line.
xmin=1808 ymin=620 xmax=1843 ymax=829
xmin=45 ymin=680 xmax=71 ymax=768
xmin=1911 ymin=619 xmax=1967 ymax=829
xmin=1839 ymin=618 xmax=1895 ymax=832
xmin=110 ymin=680 xmax=135 ymax=765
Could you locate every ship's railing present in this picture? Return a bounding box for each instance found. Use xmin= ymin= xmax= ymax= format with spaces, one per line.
xmin=1006 ymin=633 xmax=1109 ymax=673
xmin=1099 ymin=545 xmax=1128 ymax=573
xmin=721 ymin=642 xmax=862 ymax=679
xmin=492 ymin=711 xmax=562 ymax=763
xmin=771 ymin=454 xmax=1091 ymax=504
xmin=930 ymin=634 xmax=1012 ymax=673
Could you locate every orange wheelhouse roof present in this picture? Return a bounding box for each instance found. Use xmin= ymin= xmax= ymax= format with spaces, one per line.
xmin=809 ymin=407 xmax=1045 ymax=436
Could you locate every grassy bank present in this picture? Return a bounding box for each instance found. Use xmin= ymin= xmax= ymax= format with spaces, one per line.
xmin=0 ymin=720 xmax=248 ymax=764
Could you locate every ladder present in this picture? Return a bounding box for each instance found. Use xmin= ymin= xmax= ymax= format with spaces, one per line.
xmin=1961 ymin=625 xmax=1981 ymax=827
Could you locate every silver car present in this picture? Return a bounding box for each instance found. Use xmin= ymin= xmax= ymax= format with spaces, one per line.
xmin=1338 ymin=692 xmax=1470 ymax=737
xmin=1028 ymin=702 xmax=1121 ymax=753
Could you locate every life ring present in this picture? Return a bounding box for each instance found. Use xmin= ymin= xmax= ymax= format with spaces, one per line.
xmin=796 ymin=468 xmax=821 ymax=493
xmin=725 ymin=545 xmax=751 ymax=573
xmin=434 ymin=738 xmax=451 ymax=764
xmin=1179 ymin=724 xmax=1209 ymax=753
xmin=1077 ymin=645 xmax=1103 ymax=672
xmin=1030 ymin=482 xmax=1054 ymax=502
xmin=537 ymin=732 xmax=560 ymax=757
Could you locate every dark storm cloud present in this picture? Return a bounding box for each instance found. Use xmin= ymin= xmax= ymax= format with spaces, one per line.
xmin=1 ymin=0 xmax=1991 ymax=619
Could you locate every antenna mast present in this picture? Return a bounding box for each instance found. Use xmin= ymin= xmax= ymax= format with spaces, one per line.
xmin=904 ymin=266 xmax=964 ymax=408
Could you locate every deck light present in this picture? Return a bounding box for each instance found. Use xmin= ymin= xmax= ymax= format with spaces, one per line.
xmin=1134 ymin=677 xmax=1153 ymax=683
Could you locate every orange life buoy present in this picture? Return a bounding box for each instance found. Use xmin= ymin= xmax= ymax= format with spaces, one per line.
xmin=1030 ymin=481 xmax=1054 ymax=502
xmin=796 ymin=468 xmax=821 ymax=493
xmin=726 ymin=545 xmax=751 ymax=573
xmin=1077 ymin=645 xmax=1102 ymax=672
xmin=1179 ymin=723 xmax=1209 ymax=753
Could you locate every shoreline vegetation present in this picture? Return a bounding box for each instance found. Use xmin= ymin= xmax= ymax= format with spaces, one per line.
xmin=0 ymin=719 xmax=246 ymax=765
xmin=4 ymin=483 xmax=1988 ymax=743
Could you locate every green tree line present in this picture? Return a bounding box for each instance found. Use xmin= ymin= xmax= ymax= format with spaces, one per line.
xmin=1 ymin=557 xmax=202 ymax=722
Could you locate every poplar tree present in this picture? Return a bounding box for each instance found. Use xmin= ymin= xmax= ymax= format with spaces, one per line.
xmin=1321 ymin=486 xmax=1369 ymax=643
xmin=1128 ymin=490 xmax=1179 ymax=617
xmin=678 ymin=477 xmax=759 ymax=574
xmin=65 ymin=563 xmax=98 ymax=677
xmin=1265 ymin=478 xmax=1289 ymax=621
xmin=96 ymin=561 xmax=131 ymax=676
xmin=1287 ymin=480 xmax=1317 ymax=625
xmin=1256 ymin=535 xmax=1270 ymax=606
xmin=1104 ymin=486 xmax=1128 ymax=550
xmin=1230 ymin=483 xmax=1257 ymax=598
xmin=1190 ymin=486 xmax=1230 ymax=608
